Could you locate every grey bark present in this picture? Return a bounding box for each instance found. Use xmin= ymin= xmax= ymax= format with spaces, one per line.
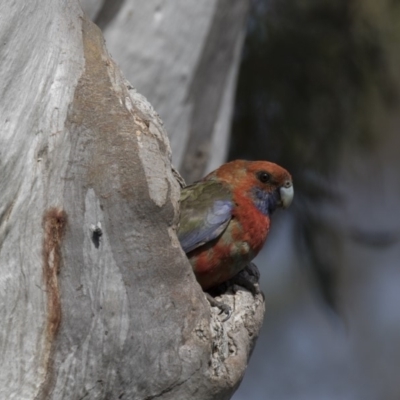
xmin=0 ymin=1 xmax=264 ymax=399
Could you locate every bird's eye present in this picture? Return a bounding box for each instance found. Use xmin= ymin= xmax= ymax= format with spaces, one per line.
xmin=257 ymin=171 xmax=271 ymax=183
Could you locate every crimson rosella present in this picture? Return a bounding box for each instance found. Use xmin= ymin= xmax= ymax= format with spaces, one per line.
xmin=178 ymin=160 xmax=293 ymax=312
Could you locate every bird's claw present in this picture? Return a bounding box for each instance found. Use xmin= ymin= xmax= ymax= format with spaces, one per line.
xmin=218 ymin=303 xmax=232 ymax=322
xmin=205 ymin=293 xmax=232 ymax=321
xmin=230 ymin=264 xmax=262 ymax=297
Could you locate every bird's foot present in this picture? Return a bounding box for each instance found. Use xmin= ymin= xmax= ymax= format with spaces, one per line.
xmin=205 ymin=293 xmax=232 ymax=322
xmin=231 ymin=263 xmax=262 ymax=297
xmin=203 ymin=263 xmax=262 ymax=321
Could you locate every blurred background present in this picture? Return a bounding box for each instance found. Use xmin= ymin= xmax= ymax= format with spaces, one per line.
xmin=82 ymin=0 xmax=400 ymax=398
xmin=230 ymin=2 xmax=400 ymax=399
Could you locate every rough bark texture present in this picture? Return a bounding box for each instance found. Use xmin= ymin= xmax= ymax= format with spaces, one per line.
xmin=0 ymin=1 xmax=264 ymax=399
xmin=83 ymin=0 xmax=250 ymax=181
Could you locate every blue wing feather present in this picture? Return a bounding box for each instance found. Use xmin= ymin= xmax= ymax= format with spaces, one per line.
xmin=178 ymin=182 xmax=233 ymax=253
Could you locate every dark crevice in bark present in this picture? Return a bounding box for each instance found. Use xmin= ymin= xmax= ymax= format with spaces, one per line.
xmin=95 ymin=0 xmax=126 ymax=31
xmin=180 ymin=0 xmax=250 ymax=183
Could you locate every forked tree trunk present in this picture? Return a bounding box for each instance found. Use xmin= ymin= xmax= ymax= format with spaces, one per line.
xmin=82 ymin=0 xmax=250 ymax=182
xmin=0 ymin=2 xmax=264 ymax=399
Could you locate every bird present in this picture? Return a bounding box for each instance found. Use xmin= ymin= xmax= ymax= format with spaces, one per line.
xmin=178 ymin=160 xmax=293 ymax=317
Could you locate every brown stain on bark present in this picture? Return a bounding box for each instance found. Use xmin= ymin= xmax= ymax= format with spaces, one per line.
xmin=42 ymin=208 xmax=67 ymax=334
xmin=37 ymin=207 xmax=67 ymax=399
xmin=67 ymin=18 xmax=150 ymax=201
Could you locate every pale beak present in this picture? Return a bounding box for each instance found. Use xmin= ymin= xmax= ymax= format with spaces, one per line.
xmin=279 ymin=181 xmax=294 ymax=208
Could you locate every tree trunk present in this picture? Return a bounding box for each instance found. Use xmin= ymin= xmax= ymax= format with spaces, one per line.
xmin=0 ymin=2 xmax=263 ymax=399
